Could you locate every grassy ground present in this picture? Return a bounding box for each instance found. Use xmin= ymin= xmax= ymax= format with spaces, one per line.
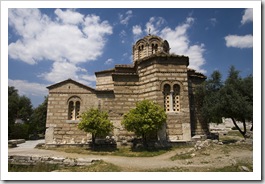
xmin=41 ymin=146 xmax=172 ymax=157
xmin=9 ymin=163 xmax=59 ymax=172
xmin=58 ymin=160 xmax=122 ymax=172
xmin=9 ymin=159 xmax=252 ymax=172
xmin=12 ymin=130 xmax=252 ymax=172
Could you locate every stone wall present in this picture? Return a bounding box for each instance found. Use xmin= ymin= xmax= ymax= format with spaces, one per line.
xmin=46 ymin=81 xmax=99 ymax=145
xmin=102 ymin=73 xmax=140 ymax=142
xmin=8 ymin=155 xmax=99 ymax=167
xmin=188 ymin=71 xmax=209 ymax=136
xmin=96 ymin=72 xmax=114 ymax=90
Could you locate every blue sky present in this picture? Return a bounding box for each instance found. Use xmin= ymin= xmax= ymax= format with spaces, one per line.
xmin=8 ymin=8 xmax=253 ymax=107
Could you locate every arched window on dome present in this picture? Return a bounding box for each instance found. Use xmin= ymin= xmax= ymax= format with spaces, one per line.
xmin=152 ymin=43 xmax=158 ymax=54
xmin=138 ymin=44 xmax=144 ymax=58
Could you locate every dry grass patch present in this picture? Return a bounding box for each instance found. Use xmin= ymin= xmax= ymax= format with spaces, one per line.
xmin=58 ymin=160 xmax=122 ymax=172
xmin=41 ymin=146 xmax=171 ymax=157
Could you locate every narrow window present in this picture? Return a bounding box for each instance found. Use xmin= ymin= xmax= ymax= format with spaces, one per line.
xmin=173 ymin=84 xmax=180 ymax=112
xmin=75 ymin=101 xmax=80 ymax=120
xmin=163 ymin=84 xmax=171 ymax=112
xmin=138 ymin=44 xmax=145 ymax=59
xmin=68 ymin=101 xmax=74 ymax=120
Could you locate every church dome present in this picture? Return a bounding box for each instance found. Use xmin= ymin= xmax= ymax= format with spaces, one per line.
xmin=132 ymin=34 xmax=170 ymax=63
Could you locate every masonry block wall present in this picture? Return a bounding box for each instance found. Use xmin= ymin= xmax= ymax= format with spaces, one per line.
xmin=46 ymin=81 xmax=99 ymax=144
xmin=45 ymin=34 xmax=208 ymax=146
xmin=188 ymin=70 xmax=209 ymax=136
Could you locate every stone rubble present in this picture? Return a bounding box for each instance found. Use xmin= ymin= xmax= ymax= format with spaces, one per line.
xmin=8 ymin=155 xmax=100 ymax=167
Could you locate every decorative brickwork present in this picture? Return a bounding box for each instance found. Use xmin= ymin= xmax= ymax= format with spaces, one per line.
xmin=45 ymin=35 xmax=208 ymax=146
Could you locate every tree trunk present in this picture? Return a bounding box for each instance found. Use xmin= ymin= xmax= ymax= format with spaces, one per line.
xmin=91 ymin=134 xmax=96 ymax=150
xmin=231 ymin=117 xmax=246 ymax=138
xmin=142 ymin=133 xmax=148 ymax=148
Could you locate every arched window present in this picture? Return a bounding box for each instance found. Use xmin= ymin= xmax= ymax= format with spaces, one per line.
xmin=162 ymin=83 xmax=181 ymax=112
xmin=138 ymin=44 xmax=144 ymax=58
xmin=163 ymin=84 xmax=171 ymax=112
xmin=173 ymin=84 xmax=180 ymax=112
xmin=152 ymin=43 xmax=158 ymax=54
xmin=68 ymin=96 xmax=81 ymax=120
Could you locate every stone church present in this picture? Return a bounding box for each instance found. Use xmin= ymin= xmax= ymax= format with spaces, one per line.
xmin=45 ymin=34 xmax=208 ymax=146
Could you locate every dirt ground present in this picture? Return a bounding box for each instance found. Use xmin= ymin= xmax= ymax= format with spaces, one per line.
xmin=101 ymin=138 xmax=253 ymax=172
xmin=8 ymin=131 xmax=253 ymax=172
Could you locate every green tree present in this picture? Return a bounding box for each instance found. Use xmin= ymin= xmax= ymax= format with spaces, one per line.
xmin=202 ymin=71 xmax=223 ymax=124
xmin=17 ymin=95 xmax=33 ymax=122
xmin=9 ymin=123 xmax=29 ymax=140
xmin=196 ymin=66 xmax=253 ymax=138
xmin=8 ymin=86 xmax=20 ymax=138
xmin=8 ymin=86 xmax=33 ymax=139
xmin=121 ymin=100 xmax=167 ymax=147
xmin=78 ymin=108 xmax=113 ymax=150
xmin=219 ymin=66 xmax=253 ymax=138
xmin=199 ymin=70 xmax=223 ymax=124
xmin=28 ymin=96 xmax=48 ymax=138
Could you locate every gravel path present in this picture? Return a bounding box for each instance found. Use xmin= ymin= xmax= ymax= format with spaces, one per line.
xmin=8 ymin=139 xmax=253 ymax=171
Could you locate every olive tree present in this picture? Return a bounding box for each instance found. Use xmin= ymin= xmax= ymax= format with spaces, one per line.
xmin=219 ymin=66 xmax=253 ymax=138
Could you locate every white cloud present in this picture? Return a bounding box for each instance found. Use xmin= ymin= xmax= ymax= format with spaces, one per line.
xmin=120 ymin=30 xmax=126 ymax=37
xmin=8 ymin=79 xmax=48 ymax=97
xmin=8 ymin=9 xmax=112 ymax=64
xmin=119 ymin=10 xmax=133 ymax=25
xmin=210 ymin=18 xmax=217 ymax=26
xmin=8 ymin=9 xmax=46 ymax=40
xmin=80 ymin=74 xmax=96 ymax=82
xmin=145 ymin=17 xmax=166 ymax=35
xmin=132 ymin=25 xmax=142 ymax=35
xmin=241 ymin=8 xmax=253 ymax=25
xmin=8 ymin=8 xmax=113 ymax=84
xmin=104 ymin=58 xmax=114 ymax=65
xmin=119 ymin=30 xmax=127 ymax=43
xmin=38 ymin=60 xmax=96 ymax=86
xmin=185 ymin=44 xmax=206 ymax=73
xmin=132 ymin=25 xmax=143 ymax=41
xmin=40 ymin=61 xmax=78 ymax=83
xmin=55 ymin=9 xmax=84 ymax=25
xmin=224 ymin=34 xmax=253 ymax=48
xmin=123 ymin=53 xmax=128 ymax=57
xmin=160 ymin=17 xmax=206 ymax=73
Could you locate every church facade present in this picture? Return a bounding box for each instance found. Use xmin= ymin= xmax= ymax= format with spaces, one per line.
xmin=45 ymin=35 xmax=208 ymax=146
